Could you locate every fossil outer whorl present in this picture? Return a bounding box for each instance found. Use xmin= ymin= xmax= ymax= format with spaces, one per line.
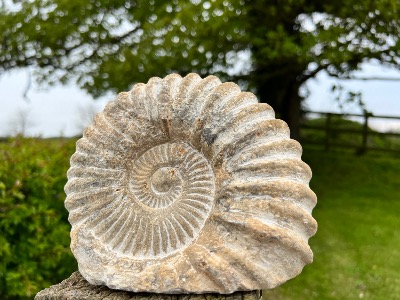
xmin=65 ymin=73 xmax=317 ymax=294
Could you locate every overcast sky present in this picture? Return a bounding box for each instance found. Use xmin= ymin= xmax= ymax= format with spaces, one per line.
xmin=1 ymin=63 xmax=400 ymax=137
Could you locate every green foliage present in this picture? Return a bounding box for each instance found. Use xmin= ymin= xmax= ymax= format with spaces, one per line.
xmin=0 ymin=137 xmax=77 ymax=299
xmin=0 ymin=0 xmax=240 ymax=97
xmin=264 ymin=147 xmax=400 ymax=299
xmin=1 ymin=0 xmax=400 ymax=125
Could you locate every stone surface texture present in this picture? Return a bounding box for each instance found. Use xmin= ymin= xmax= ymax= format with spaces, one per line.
xmin=65 ymin=73 xmax=317 ymax=294
xmin=35 ymin=272 xmax=261 ymax=300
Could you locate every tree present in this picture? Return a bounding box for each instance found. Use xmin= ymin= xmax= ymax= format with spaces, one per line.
xmin=74 ymin=101 xmax=99 ymax=133
xmin=8 ymin=107 xmax=34 ymax=136
xmin=1 ymin=0 xmax=400 ymax=139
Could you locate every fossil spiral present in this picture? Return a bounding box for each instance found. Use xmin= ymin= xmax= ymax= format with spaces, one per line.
xmin=65 ymin=73 xmax=317 ymax=293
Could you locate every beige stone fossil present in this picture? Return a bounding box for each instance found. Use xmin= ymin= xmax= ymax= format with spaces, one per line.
xmin=64 ymin=73 xmax=317 ymax=294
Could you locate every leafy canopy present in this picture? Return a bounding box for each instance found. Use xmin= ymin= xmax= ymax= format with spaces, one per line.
xmin=1 ymin=0 xmax=400 ymax=128
xmin=0 ymin=0 xmax=242 ymax=96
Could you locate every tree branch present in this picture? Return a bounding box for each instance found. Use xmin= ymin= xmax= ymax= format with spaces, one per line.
xmin=298 ymin=63 xmax=330 ymax=84
xmin=328 ymin=73 xmax=400 ymax=81
xmin=345 ymin=76 xmax=400 ymax=81
xmin=64 ymin=26 xmax=141 ymax=72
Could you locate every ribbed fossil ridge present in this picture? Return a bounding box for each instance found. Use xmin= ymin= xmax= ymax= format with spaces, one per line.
xmin=65 ymin=73 xmax=317 ymax=294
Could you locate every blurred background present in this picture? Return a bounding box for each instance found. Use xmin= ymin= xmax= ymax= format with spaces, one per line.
xmin=0 ymin=0 xmax=399 ymax=299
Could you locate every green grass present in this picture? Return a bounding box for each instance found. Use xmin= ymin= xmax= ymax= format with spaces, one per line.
xmin=264 ymin=147 xmax=400 ymax=300
xmin=1 ymin=137 xmax=399 ymax=299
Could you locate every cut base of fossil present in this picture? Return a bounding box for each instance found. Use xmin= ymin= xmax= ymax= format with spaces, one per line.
xmin=65 ymin=73 xmax=317 ymax=293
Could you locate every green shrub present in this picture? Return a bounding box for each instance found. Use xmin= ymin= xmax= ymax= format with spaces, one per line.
xmin=0 ymin=137 xmax=77 ymax=299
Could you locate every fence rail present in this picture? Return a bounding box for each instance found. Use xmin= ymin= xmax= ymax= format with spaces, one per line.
xmin=300 ymin=110 xmax=400 ymax=154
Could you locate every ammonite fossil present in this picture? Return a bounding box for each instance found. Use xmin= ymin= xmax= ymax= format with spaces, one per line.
xmin=65 ymin=73 xmax=317 ymax=294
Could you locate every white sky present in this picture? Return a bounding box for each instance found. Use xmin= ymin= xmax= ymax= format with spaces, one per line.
xmin=0 ymin=63 xmax=400 ymax=137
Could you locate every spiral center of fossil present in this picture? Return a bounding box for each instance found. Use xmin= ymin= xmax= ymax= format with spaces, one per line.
xmin=126 ymin=142 xmax=215 ymax=258
xmin=150 ymin=167 xmax=180 ymax=194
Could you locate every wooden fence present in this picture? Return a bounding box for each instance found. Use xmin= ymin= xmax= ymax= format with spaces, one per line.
xmin=300 ymin=110 xmax=400 ymax=154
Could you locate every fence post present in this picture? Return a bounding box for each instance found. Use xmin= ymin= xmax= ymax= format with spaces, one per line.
xmin=325 ymin=113 xmax=332 ymax=151
xmin=359 ymin=111 xmax=370 ymax=154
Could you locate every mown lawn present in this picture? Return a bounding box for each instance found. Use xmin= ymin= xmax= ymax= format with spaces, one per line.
xmin=264 ymin=147 xmax=400 ymax=300
xmin=1 ymin=138 xmax=399 ymax=299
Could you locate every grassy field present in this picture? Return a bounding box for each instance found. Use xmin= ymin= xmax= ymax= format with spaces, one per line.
xmin=264 ymin=147 xmax=400 ymax=299
xmin=1 ymin=137 xmax=399 ymax=299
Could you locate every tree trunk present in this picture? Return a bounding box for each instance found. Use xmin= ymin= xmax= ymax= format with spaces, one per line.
xmin=253 ymin=69 xmax=303 ymax=141
xmin=280 ymin=83 xmax=302 ymax=141
xmin=35 ymin=272 xmax=262 ymax=300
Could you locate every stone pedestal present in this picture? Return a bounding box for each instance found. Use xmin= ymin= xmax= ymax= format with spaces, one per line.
xmin=35 ymin=272 xmax=262 ymax=300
